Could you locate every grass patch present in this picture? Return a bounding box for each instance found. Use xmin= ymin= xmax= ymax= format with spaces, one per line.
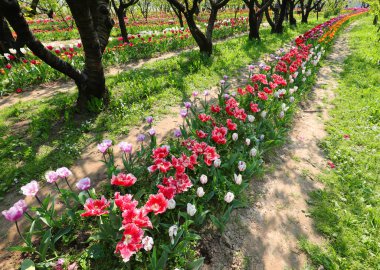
xmin=0 ymin=19 xmax=327 ymax=199
xmin=301 ymin=16 xmax=380 ymax=270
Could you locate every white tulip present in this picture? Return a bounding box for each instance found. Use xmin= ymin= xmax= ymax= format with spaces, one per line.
xmin=142 ymin=236 xmax=154 ymax=251
xmin=214 ymin=159 xmax=221 ymax=168
xmin=197 ymin=187 xmax=205 ymax=197
xmin=234 ymin=174 xmax=242 ymax=185
xmin=200 ymin=174 xmax=208 ymax=184
xmin=248 ymin=115 xmax=255 ymax=122
xmin=245 ymin=138 xmax=251 ymax=146
xmin=250 ymin=148 xmax=257 ymax=157
xmin=238 ymin=161 xmax=246 ymax=172
xmin=168 ymin=199 xmax=176 ymax=209
xmin=187 ymin=203 xmax=197 ymax=216
xmin=224 ymin=192 xmax=235 ymax=203
xmin=232 ymin=133 xmax=238 ymax=141
xmin=9 ymin=48 xmax=17 ymax=54
xmin=168 ymin=225 xmax=178 ymax=244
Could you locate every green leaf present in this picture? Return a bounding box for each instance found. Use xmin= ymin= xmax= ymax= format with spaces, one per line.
xmin=53 ymin=226 xmax=72 ymax=244
xmin=20 ymin=259 xmax=35 ymax=270
xmin=7 ymin=246 xmax=35 ymax=253
xmin=186 ymin=257 xmax=204 ymax=270
xmin=156 ymin=250 xmax=168 ymax=270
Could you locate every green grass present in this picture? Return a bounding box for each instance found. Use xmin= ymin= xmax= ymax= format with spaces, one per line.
xmin=301 ymin=16 xmax=380 ymax=270
xmin=0 ymin=19 xmax=327 ymax=199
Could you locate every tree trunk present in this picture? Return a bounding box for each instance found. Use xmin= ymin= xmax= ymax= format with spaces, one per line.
xmin=301 ymin=12 xmax=308 ymax=23
xmin=248 ymin=6 xmax=260 ymax=40
xmin=0 ymin=15 xmax=18 ymax=54
xmin=289 ymin=0 xmax=297 ymax=26
xmin=29 ymin=0 xmax=39 ymax=16
xmin=185 ymin=13 xmax=212 ymax=56
xmin=117 ymin=9 xmax=129 ymax=42
xmin=66 ymin=0 xmax=111 ymax=109
xmin=178 ymin=12 xmax=184 ymax=28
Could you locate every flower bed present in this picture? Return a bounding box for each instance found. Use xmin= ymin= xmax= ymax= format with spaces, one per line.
xmin=1 ymin=9 xmax=367 ymax=270
xmin=0 ymin=16 xmax=248 ymax=96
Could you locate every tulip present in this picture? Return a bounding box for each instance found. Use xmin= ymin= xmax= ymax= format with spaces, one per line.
xmin=234 ymin=174 xmax=242 ymax=185
xmin=238 ymin=161 xmax=246 ymax=172
xmin=224 ymin=192 xmax=235 ymax=203
xmin=168 ymin=225 xmax=178 ymax=244
xmin=168 ymin=199 xmax=176 ymax=209
xmin=200 ymin=174 xmax=208 ymax=184
xmin=142 ymin=236 xmax=154 ymax=251
xmin=197 ymin=187 xmax=205 ymax=197
xmin=187 ymin=203 xmax=197 ymax=216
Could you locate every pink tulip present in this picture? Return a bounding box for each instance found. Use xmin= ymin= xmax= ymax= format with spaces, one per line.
xmin=56 ymin=167 xmax=72 ymax=178
xmin=2 ymin=205 xmax=24 ymax=222
xmin=21 ymin=180 xmax=39 ymax=196
xmin=45 ymin=170 xmax=59 ymax=183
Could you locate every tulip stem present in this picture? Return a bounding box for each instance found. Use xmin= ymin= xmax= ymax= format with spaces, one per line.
xmin=15 ymin=221 xmax=27 ymax=244
xmin=24 ymin=211 xmax=34 ymax=221
xmin=35 ymin=195 xmax=43 ymax=206
xmin=64 ymin=177 xmax=73 ymax=191
xmin=54 ymin=182 xmax=62 ymax=194
xmin=86 ymin=190 xmax=91 ymax=198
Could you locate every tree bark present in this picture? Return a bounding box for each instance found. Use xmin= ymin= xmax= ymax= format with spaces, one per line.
xmin=0 ymin=15 xmax=18 ymax=54
xmin=117 ymin=9 xmax=129 ymax=42
xmin=29 ymin=0 xmax=39 ymax=16
xmin=66 ymin=0 xmax=112 ymax=109
xmin=289 ymin=0 xmax=297 ymax=26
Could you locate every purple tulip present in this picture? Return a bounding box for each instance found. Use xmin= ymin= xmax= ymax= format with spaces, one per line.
xmin=137 ymin=134 xmax=145 ymax=142
xmin=220 ymin=80 xmax=225 ymax=85
xmin=13 ymin=200 xmax=28 ymax=212
xmin=203 ymin=90 xmax=210 ymax=96
xmin=180 ymin=109 xmax=188 ymax=118
xmin=183 ymin=102 xmax=192 ymax=109
xmin=119 ymin=142 xmax=132 ymax=153
xmin=102 ymin=139 xmax=112 ymax=147
xmin=173 ymin=129 xmax=182 ymax=138
xmin=223 ymin=75 xmax=228 ymax=80
xmin=146 ymin=116 xmax=153 ymax=124
xmin=192 ymin=91 xmax=198 ymax=97
xmin=20 ymin=180 xmax=39 ymax=196
xmin=148 ymin=128 xmax=156 ymax=136
xmin=2 ymin=205 xmax=24 ymax=222
xmin=76 ymin=177 xmax=91 ymax=191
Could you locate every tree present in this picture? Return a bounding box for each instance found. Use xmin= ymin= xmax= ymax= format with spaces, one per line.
xmin=288 ymin=0 xmax=299 ymax=26
xmin=299 ymin=0 xmax=324 ymax=23
xmin=167 ymin=0 xmax=231 ymax=56
xmin=0 ymin=0 xmax=114 ymax=111
xmin=265 ymin=0 xmax=289 ymax=33
xmin=243 ymin=0 xmax=273 ymax=40
xmin=169 ymin=1 xmax=185 ymax=27
xmin=137 ymin=0 xmax=151 ymax=21
xmin=0 ymin=14 xmax=19 ymax=54
xmin=111 ymin=0 xmax=139 ymax=42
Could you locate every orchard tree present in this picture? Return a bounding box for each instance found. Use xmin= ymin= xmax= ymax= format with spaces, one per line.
xmin=265 ymin=0 xmax=289 ymax=33
xmin=167 ymin=0 xmax=231 ymax=56
xmin=288 ymin=0 xmax=298 ymax=26
xmin=111 ymin=0 xmax=139 ymax=42
xmin=243 ymin=0 xmax=274 ymax=40
xmin=169 ymin=1 xmax=185 ymax=27
xmin=0 ymin=0 xmax=114 ymax=111
xmin=299 ymin=0 xmax=324 ymax=23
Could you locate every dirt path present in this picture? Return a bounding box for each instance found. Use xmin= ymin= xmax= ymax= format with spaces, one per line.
xmin=201 ymin=22 xmax=357 ymax=270
xmin=0 ymin=32 xmax=250 ymax=110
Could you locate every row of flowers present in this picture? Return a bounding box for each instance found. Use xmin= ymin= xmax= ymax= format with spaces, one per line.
xmin=1 ymin=16 xmax=248 ymax=96
xmin=27 ymin=9 xmax=250 ymax=41
xmin=2 ymin=10 xmax=366 ymax=270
